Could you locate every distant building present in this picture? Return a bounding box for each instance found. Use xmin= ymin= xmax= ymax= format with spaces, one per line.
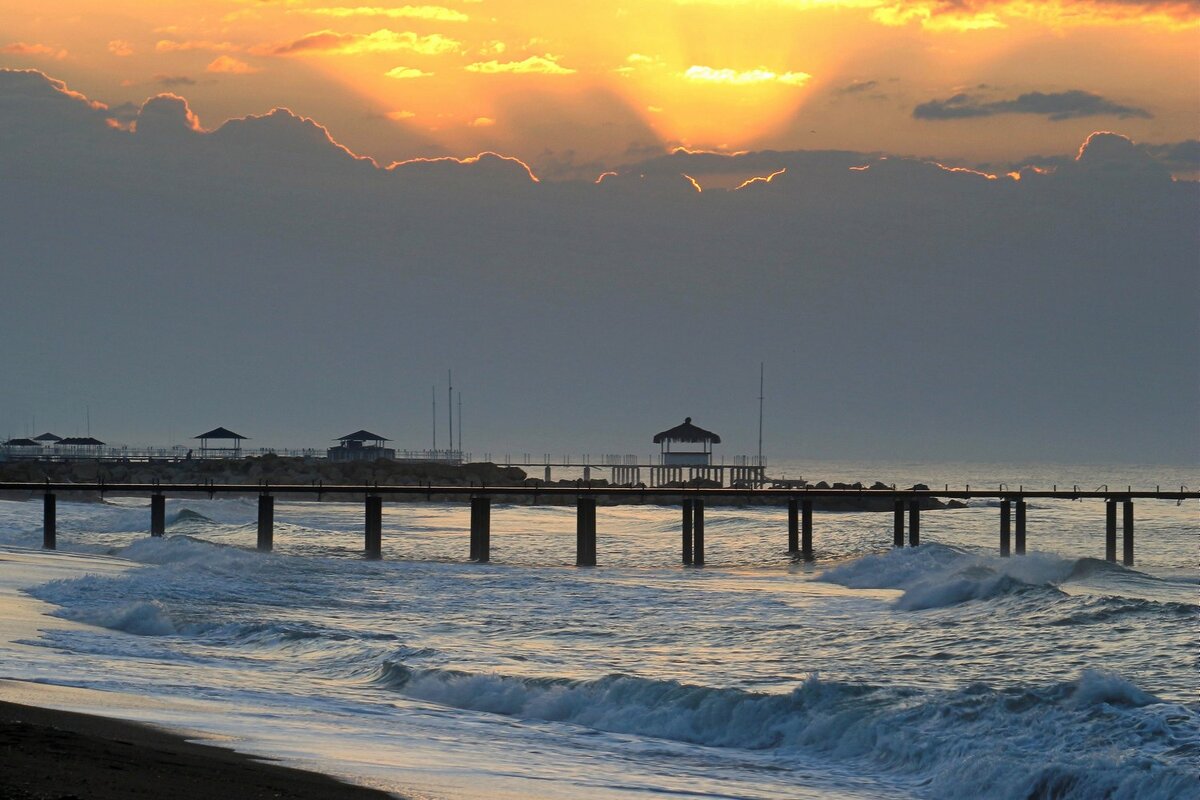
xmin=653 ymin=418 xmax=720 ymax=466
xmin=328 ymin=430 xmax=396 ymax=462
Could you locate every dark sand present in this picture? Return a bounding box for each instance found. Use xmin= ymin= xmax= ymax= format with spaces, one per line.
xmin=0 ymin=700 xmax=397 ymax=799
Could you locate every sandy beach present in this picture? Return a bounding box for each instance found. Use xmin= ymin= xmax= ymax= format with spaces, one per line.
xmin=0 ymin=699 xmax=396 ymax=800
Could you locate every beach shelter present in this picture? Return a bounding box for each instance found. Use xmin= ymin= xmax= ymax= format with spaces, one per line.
xmin=57 ymin=436 xmax=106 ymax=457
xmin=33 ymin=432 xmax=62 ymax=444
xmin=652 ymin=418 xmax=721 ymax=466
xmin=329 ymin=430 xmax=395 ymax=462
xmin=194 ymin=427 xmax=248 ymax=458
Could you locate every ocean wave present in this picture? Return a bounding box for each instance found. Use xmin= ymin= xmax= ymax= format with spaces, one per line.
xmin=374 ymin=664 xmax=1199 ymax=800
xmin=816 ymin=544 xmax=1109 ymax=610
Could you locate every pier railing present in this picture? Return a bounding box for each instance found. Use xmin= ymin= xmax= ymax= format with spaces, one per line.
xmin=7 ymin=481 xmax=1195 ymax=569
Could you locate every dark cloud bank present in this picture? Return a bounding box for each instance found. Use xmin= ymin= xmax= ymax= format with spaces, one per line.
xmin=914 ymin=89 xmax=1152 ymax=121
xmin=1 ymin=70 xmax=1196 ymax=464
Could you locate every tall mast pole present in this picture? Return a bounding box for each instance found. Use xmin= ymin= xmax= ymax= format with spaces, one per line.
xmin=448 ymin=370 xmax=453 ymax=455
xmin=757 ymin=362 xmax=764 ymax=466
xmin=432 ymin=386 xmax=437 ymax=450
xmin=457 ymin=391 xmax=462 ymax=453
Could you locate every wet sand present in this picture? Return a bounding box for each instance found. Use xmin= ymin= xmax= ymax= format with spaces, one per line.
xmin=0 ymin=699 xmax=398 ymax=799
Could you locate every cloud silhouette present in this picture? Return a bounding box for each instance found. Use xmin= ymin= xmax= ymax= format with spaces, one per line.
xmin=0 ymin=70 xmax=1194 ymax=463
xmin=915 ymin=89 xmax=1152 ymax=121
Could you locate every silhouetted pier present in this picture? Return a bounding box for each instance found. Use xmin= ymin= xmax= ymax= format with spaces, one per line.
xmin=11 ymin=481 xmax=1195 ymax=567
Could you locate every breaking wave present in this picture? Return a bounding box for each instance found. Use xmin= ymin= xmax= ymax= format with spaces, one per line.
xmin=374 ymin=663 xmax=1199 ymax=800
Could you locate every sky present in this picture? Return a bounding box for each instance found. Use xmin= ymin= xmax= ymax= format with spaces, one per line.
xmin=0 ymin=3 xmax=1197 ymax=466
xmin=1 ymin=0 xmax=1197 ymax=179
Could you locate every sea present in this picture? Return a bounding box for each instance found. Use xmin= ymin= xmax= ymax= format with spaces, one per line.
xmin=0 ymin=458 xmax=1196 ymax=800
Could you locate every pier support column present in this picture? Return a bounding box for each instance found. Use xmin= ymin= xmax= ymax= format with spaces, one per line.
xmin=1105 ymin=500 xmax=1117 ymax=562
xmin=43 ymin=493 xmax=56 ymax=551
xmin=365 ymin=495 xmax=382 ymax=560
xmin=908 ymin=500 xmax=920 ymax=547
xmin=1015 ymin=499 xmax=1026 ymax=555
xmin=693 ymin=499 xmax=705 ymax=566
xmin=893 ymin=500 xmax=904 ymax=547
xmin=787 ymin=498 xmax=799 ymax=554
xmin=576 ymin=496 xmax=596 ymax=567
xmin=1000 ymin=499 xmax=1011 ymax=557
xmin=801 ymin=500 xmax=813 ymax=561
xmin=1122 ymin=500 xmax=1134 ymax=567
xmin=682 ymin=499 xmax=694 ymax=565
xmin=151 ymin=494 xmax=166 ymax=537
xmin=257 ymin=494 xmax=274 ymax=552
xmin=544 ymin=465 xmax=552 ymax=483
xmin=471 ymin=496 xmax=491 ymax=563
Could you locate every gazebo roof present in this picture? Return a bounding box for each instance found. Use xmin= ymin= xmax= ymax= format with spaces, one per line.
xmin=194 ymin=427 xmax=248 ymax=441
xmin=59 ymin=437 xmax=105 ymax=446
xmin=33 ymin=432 xmax=61 ymax=442
xmin=653 ymin=417 xmax=721 ymax=444
xmin=336 ymin=429 xmax=390 ymax=442
xmin=4 ymin=438 xmax=39 ymax=447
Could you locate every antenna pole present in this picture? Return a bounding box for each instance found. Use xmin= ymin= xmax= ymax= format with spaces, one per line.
xmin=457 ymin=391 xmax=462 ymax=453
xmin=757 ymin=362 xmax=764 ymax=466
xmin=448 ymin=370 xmax=453 ymax=456
xmin=432 ymin=386 xmax=437 ymax=450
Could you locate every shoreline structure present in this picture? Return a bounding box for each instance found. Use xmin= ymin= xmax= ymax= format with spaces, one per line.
xmin=0 ymin=456 xmax=962 ymax=510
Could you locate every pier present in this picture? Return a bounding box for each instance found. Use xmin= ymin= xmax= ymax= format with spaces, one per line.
xmin=8 ymin=482 xmax=1195 ymax=567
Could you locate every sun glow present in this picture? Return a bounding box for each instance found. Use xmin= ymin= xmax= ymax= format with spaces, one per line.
xmin=0 ymin=0 xmax=1193 ymax=176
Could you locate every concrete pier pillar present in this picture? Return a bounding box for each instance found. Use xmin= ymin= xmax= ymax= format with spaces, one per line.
xmin=576 ymin=496 xmax=596 ymax=567
xmin=908 ymin=500 xmax=920 ymax=547
xmin=151 ymin=494 xmax=166 ymax=537
xmin=787 ymin=498 xmax=799 ymax=554
xmin=544 ymin=465 xmax=552 ymax=483
xmin=802 ymin=500 xmax=813 ymax=560
xmin=1122 ymin=500 xmax=1134 ymax=567
xmin=682 ymin=499 xmax=694 ymax=565
xmin=1000 ymin=499 xmax=1011 ymax=557
xmin=693 ymin=499 xmax=705 ymax=566
xmin=365 ymin=495 xmax=382 ymax=560
xmin=893 ymin=500 xmax=904 ymax=547
xmin=1015 ymin=499 xmax=1026 ymax=555
xmin=257 ymin=494 xmax=274 ymax=552
xmin=43 ymin=493 xmax=56 ymax=551
xmin=1105 ymin=500 xmax=1117 ymax=562
xmin=471 ymin=495 xmax=491 ymax=563
xmin=583 ymin=466 xmax=591 ymax=482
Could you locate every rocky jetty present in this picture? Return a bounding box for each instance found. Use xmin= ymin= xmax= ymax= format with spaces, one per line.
xmin=0 ymin=458 xmax=964 ymax=510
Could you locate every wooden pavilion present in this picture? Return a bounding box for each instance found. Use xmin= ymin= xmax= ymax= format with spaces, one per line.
xmin=653 ymin=418 xmax=720 ymax=466
xmin=194 ymin=427 xmax=247 ymax=459
xmin=328 ymin=430 xmax=395 ymax=462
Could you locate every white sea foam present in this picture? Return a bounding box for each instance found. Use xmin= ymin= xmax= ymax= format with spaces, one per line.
xmin=816 ymin=544 xmax=1097 ymax=609
xmin=375 ymin=664 xmax=1198 ymax=800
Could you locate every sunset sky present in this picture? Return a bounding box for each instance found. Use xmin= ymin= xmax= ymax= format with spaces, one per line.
xmin=2 ymin=0 xmax=1196 ymax=177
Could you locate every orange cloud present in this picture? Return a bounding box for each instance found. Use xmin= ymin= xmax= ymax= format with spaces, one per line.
xmin=464 ymin=55 xmax=575 ymax=74
xmin=262 ymin=29 xmax=462 ymax=56
xmin=469 ymin=116 xmax=496 ymax=127
xmin=300 ymin=6 xmax=469 ymax=22
xmin=108 ymin=40 xmax=134 ymax=57
xmin=872 ymin=1 xmax=1200 ymax=30
xmin=207 ymin=56 xmax=260 ymax=74
xmin=385 ymin=66 xmax=433 ymax=79
xmin=683 ymin=66 xmax=811 ymax=86
xmin=1 ymin=42 xmax=68 ymax=60
xmin=156 ymin=40 xmax=239 ymax=53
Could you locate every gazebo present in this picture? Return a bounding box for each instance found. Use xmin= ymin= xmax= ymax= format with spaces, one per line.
xmin=194 ymin=427 xmax=248 ymax=459
xmin=328 ymin=430 xmax=395 ymax=462
xmin=57 ymin=437 xmax=106 ymax=457
xmin=653 ymin=417 xmax=720 ymax=466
